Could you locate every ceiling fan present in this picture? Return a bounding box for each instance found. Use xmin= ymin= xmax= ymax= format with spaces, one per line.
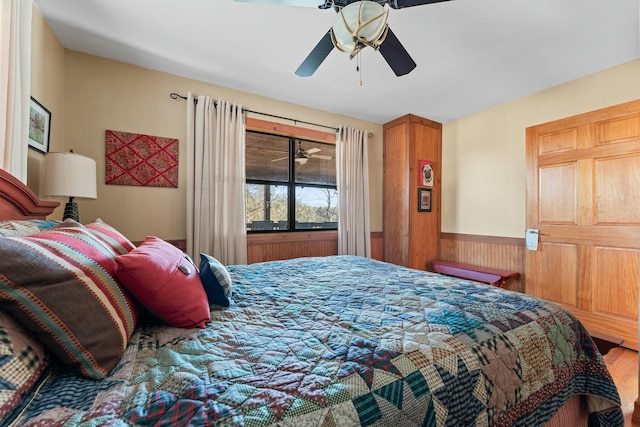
xmin=271 ymin=140 xmax=333 ymax=164
xmin=235 ymin=0 xmax=453 ymax=77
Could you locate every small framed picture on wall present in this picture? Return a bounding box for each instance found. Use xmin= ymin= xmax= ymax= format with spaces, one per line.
xmin=418 ymin=159 xmax=434 ymax=187
xmin=28 ymin=97 xmax=51 ymax=154
xmin=418 ymin=188 xmax=432 ymax=212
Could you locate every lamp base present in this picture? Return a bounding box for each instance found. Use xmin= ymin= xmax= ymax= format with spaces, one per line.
xmin=62 ymin=197 xmax=79 ymax=222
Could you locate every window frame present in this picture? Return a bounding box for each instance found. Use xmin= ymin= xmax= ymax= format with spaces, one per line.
xmin=245 ymin=118 xmax=337 ymax=233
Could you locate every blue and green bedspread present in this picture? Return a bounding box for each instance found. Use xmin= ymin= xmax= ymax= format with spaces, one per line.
xmin=19 ymin=256 xmax=622 ymax=426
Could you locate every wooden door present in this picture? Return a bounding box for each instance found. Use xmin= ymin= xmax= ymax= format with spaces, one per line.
xmin=525 ymin=100 xmax=640 ymax=350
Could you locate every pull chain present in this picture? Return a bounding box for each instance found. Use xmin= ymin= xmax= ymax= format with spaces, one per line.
xmin=356 ymin=53 xmax=363 ymax=86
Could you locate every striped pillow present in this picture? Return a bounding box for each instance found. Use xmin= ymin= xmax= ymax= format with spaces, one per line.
xmin=0 ymin=226 xmax=139 ymax=379
xmin=0 ymin=220 xmax=60 ymax=237
xmin=85 ymin=219 xmax=136 ymax=255
xmin=53 ymin=218 xmax=135 ymax=255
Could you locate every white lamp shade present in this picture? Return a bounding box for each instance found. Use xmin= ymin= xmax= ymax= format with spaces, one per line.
xmin=332 ymin=1 xmax=388 ymax=53
xmin=45 ymin=152 xmax=97 ymax=199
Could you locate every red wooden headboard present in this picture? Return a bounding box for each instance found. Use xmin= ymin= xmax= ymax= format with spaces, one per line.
xmin=0 ymin=169 xmax=59 ymax=221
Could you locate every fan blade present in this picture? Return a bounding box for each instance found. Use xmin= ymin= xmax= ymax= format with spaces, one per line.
xmin=389 ymin=0 xmax=453 ymax=9
xmin=307 ymin=147 xmax=321 ymax=154
xmin=271 ymin=156 xmax=288 ymax=162
xmin=234 ymin=0 xmax=322 ymax=7
xmin=309 ymin=154 xmax=333 ymax=160
xmin=378 ymin=27 xmax=416 ymax=76
xmin=295 ymin=30 xmax=334 ymax=77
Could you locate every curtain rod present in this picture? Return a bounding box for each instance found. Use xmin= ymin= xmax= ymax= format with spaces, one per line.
xmin=170 ymin=92 xmax=341 ymax=133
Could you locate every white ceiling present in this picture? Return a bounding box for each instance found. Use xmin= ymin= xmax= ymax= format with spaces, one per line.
xmin=33 ymin=0 xmax=639 ymax=124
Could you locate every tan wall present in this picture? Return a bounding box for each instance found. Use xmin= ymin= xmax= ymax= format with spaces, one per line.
xmin=442 ymin=59 xmax=640 ymax=238
xmin=30 ymin=4 xmax=640 ymax=242
xmin=63 ymin=52 xmax=384 ymax=241
xmin=29 ymin=6 xmax=383 ymax=241
xmin=27 ymin=4 xmax=65 ymax=197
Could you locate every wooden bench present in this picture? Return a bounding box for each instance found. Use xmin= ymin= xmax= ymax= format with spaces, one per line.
xmin=431 ymin=260 xmax=622 ymax=355
xmin=430 ymin=260 xmax=520 ymax=288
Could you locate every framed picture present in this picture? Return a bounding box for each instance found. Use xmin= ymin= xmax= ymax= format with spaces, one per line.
xmin=418 ymin=160 xmax=434 ymax=187
xmin=28 ymin=97 xmax=51 ymax=154
xmin=418 ymin=188 xmax=432 ymax=212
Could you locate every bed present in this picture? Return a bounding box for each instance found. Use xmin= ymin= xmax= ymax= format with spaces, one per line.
xmin=0 ymin=168 xmax=623 ymax=426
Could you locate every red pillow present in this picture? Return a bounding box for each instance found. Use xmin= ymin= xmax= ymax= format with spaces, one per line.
xmin=114 ymin=236 xmax=210 ymax=328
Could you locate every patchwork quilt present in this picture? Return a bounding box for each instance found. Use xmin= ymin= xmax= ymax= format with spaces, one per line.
xmin=16 ymin=256 xmax=622 ymax=426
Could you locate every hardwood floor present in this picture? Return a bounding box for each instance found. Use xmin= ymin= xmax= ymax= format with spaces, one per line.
xmin=603 ymin=347 xmax=638 ymax=426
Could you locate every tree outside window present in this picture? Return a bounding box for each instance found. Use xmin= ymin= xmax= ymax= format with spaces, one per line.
xmin=245 ymin=131 xmax=337 ymax=231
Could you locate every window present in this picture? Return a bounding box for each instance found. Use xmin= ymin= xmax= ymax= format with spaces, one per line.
xmin=245 ymin=131 xmax=338 ymax=232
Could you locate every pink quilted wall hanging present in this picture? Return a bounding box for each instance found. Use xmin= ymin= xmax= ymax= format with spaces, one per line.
xmin=105 ymin=130 xmax=178 ymax=188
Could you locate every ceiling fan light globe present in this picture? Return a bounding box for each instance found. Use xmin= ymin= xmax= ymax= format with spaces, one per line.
xmin=332 ymin=1 xmax=388 ymax=54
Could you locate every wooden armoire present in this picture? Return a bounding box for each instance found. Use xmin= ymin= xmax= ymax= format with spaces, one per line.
xmin=383 ymin=114 xmax=442 ymax=270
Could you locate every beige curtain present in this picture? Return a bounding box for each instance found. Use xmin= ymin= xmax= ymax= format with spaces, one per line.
xmin=186 ymin=93 xmax=247 ymax=265
xmin=0 ymin=0 xmax=31 ymax=181
xmin=336 ymin=127 xmax=371 ymax=257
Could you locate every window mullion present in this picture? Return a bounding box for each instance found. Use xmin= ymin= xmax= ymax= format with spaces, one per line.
xmin=288 ymin=137 xmax=296 ymax=231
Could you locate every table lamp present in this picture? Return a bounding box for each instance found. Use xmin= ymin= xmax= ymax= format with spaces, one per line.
xmin=44 ymin=151 xmax=97 ymax=222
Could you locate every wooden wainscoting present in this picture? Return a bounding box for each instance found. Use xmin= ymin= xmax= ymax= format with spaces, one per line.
xmin=370 ymin=232 xmax=383 ymax=261
xmin=135 ymin=232 xmax=382 ymax=264
xmin=439 ymin=233 xmax=526 ymax=293
xmin=248 ymin=230 xmax=384 ymax=264
xmin=248 ymin=231 xmax=338 ymax=263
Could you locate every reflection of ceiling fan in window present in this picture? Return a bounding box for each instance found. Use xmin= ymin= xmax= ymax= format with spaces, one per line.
xmin=272 ymin=140 xmax=333 ymax=165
